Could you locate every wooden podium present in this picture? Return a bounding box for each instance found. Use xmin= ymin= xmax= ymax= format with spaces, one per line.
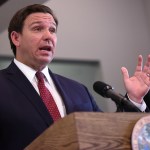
xmin=25 ymin=112 xmax=149 ymax=150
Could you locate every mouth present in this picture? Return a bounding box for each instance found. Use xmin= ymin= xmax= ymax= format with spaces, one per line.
xmin=39 ymin=46 xmax=52 ymax=51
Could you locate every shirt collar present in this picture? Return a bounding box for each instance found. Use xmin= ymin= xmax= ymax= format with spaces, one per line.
xmin=41 ymin=66 xmax=51 ymax=84
xmin=14 ymin=58 xmax=50 ymax=83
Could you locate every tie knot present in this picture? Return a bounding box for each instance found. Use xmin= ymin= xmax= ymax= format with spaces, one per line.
xmin=36 ymin=71 xmax=44 ymax=81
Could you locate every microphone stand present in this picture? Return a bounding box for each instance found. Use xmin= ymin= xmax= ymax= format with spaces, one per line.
xmin=113 ymin=97 xmax=141 ymax=112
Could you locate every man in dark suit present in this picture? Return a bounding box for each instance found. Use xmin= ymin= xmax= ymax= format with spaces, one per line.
xmin=0 ymin=3 xmax=150 ymax=150
xmin=0 ymin=4 xmax=101 ymax=150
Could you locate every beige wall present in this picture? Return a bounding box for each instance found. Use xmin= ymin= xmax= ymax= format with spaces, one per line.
xmin=0 ymin=0 xmax=150 ymax=111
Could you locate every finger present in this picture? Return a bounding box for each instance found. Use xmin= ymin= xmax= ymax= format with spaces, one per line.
xmin=147 ymin=54 xmax=150 ymax=67
xmin=148 ymin=55 xmax=150 ymax=63
xmin=135 ymin=55 xmax=143 ymax=72
xmin=121 ymin=67 xmax=129 ymax=80
xmin=140 ymin=72 xmax=150 ymax=87
xmin=143 ymin=55 xmax=150 ymax=73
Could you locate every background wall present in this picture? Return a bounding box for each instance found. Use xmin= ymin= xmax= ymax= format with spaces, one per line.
xmin=0 ymin=0 xmax=150 ymax=112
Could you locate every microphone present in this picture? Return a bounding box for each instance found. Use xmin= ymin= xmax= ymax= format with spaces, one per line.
xmin=93 ymin=81 xmax=141 ymax=112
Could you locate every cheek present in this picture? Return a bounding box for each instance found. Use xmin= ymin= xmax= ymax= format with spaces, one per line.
xmin=29 ymin=36 xmax=41 ymax=47
xmin=23 ymin=31 xmax=41 ymax=43
xmin=22 ymin=37 xmax=38 ymax=52
xmin=30 ymin=35 xmax=40 ymax=42
xmin=53 ymin=36 xmax=57 ymax=46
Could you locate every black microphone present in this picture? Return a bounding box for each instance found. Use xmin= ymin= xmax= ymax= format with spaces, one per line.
xmin=93 ymin=81 xmax=141 ymax=112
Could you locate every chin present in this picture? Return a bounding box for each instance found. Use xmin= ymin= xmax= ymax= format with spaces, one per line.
xmin=41 ymin=59 xmax=52 ymax=65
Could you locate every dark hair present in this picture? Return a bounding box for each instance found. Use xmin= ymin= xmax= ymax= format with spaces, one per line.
xmin=8 ymin=4 xmax=58 ymax=56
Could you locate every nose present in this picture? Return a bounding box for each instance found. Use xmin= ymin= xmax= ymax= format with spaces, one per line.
xmin=43 ymin=30 xmax=53 ymax=43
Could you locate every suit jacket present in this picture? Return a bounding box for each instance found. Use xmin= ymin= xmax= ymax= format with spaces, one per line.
xmin=144 ymin=92 xmax=150 ymax=112
xmin=122 ymin=93 xmax=150 ymax=112
xmin=0 ymin=61 xmax=101 ymax=150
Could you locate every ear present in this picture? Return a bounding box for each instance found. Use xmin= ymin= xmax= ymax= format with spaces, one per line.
xmin=11 ymin=31 xmax=21 ymax=47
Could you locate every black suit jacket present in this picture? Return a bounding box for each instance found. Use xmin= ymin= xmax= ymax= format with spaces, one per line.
xmin=144 ymin=92 xmax=150 ymax=112
xmin=122 ymin=93 xmax=150 ymax=112
xmin=0 ymin=62 xmax=101 ymax=150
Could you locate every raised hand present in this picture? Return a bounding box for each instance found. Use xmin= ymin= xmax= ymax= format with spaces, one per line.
xmin=121 ymin=55 xmax=150 ymax=104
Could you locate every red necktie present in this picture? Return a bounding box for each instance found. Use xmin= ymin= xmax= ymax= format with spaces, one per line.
xmin=36 ymin=71 xmax=61 ymax=121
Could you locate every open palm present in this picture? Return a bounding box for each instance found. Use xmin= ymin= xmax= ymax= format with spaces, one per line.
xmin=121 ymin=55 xmax=150 ymax=103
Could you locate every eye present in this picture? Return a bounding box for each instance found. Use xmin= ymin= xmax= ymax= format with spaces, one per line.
xmin=49 ymin=27 xmax=56 ymax=33
xmin=33 ymin=26 xmax=43 ymax=32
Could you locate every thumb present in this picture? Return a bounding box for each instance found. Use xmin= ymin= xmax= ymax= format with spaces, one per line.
xmin=121 ymin=67 xmax=129 ymax=81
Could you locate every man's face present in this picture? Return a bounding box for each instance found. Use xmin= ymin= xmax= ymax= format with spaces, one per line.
xmin=11 ymin=12 xmax=57 ymax=70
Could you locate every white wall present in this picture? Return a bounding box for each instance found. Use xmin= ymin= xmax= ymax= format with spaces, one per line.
xmin=44 ymin=0 xmax=150 ymax=111
xmin=0 ymin=0 xmax=150 ymax=111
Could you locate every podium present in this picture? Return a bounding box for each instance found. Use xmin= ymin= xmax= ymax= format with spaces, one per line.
xmin=25 ymin=112 xmax=149 ymax=150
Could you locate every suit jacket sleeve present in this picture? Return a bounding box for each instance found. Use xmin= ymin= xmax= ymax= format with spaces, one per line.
xmin=118 ymin=93 xmax=150 ymax=112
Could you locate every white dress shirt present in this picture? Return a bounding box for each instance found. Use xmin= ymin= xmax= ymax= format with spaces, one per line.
xmin=14 ymin=59 xmax=66 ymax=117
xmin=128 ymin=95 xmax=146 ymax=112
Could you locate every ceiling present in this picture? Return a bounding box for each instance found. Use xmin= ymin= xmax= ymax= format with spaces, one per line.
xmin=0 ymin=0 xmax=48 ymax=33
xmin=0 ymin=0 xmax=8 ymax=6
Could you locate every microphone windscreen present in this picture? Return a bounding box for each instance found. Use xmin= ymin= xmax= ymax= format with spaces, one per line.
xmin=93 ymin=81 xmax=111 ymax=97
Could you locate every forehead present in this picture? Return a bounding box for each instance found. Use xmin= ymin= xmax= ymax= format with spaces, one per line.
xmin=24 ymin=12 xmax=56 ymax=25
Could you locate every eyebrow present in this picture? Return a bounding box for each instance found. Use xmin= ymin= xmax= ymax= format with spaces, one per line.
xmin=30 ymin=21 xmax=56 ymax=27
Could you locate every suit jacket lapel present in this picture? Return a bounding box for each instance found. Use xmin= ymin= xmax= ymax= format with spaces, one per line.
xmin=5 ymin=62 xmax=53 ymax=125
xmin=49 ymin=70 xmax=74 ymax=114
